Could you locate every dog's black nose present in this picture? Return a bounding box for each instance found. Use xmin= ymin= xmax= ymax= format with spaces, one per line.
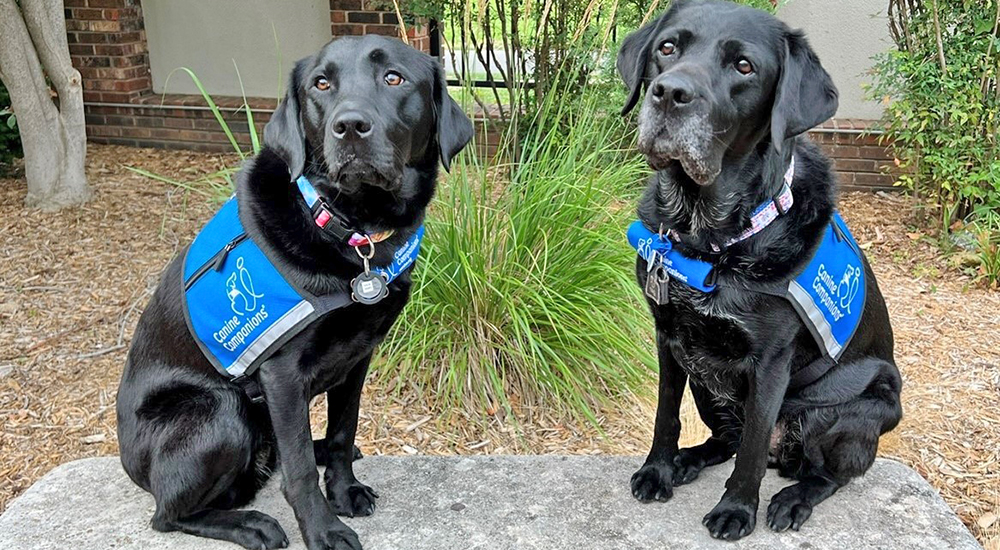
xmin=332 ymin=111 xmax=373 ymax=140
xmin=650 ymin=75 xmax=695 ymax=108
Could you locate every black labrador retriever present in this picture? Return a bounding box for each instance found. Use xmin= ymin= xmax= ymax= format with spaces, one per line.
xmin=617 ymin=0 xmax=902 ymax=540
xmin=116 ymin=36 xmax=472 ymax=550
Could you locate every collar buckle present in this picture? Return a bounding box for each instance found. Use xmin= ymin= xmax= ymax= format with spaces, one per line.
xmin=312 ymin=200 xmax=354 ymax=241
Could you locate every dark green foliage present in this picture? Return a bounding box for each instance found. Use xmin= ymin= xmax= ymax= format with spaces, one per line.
xmin=867 ymin=0 xmax=1000 ymax=284
xmin=0 ymin=81 xmax=23 ymax=172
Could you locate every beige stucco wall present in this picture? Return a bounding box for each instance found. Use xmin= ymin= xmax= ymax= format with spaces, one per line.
xmin=778 ymin=0 xmax=891 ymax=120
xmin=143 ymin=0 xmax=332 ymax=98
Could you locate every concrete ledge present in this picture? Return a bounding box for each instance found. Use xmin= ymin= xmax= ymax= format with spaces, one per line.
xmin=0 ymin=456 xmax=980 ymax=549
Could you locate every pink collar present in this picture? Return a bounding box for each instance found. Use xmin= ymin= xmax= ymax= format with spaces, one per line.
xmin=720 ymin=156 xmax=795 ymax=249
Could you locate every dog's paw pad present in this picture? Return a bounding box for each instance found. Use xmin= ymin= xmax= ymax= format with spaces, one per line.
xmin=630 ymin=463 xmax=674 ymax=503
xmin=767 ymin=489 xmax=814 ymax=532
xmin=672 ymin=450 xmax=706 ymax=486
xmin=329 ymin=482 xmax=379 ymax=518
xmin=310 ymin=524 xmax=362 ymax=550
xmin=703 ymin=502 xmax=757 ymax=541
xmin=237 ymin=511 xmax=288 ymax=550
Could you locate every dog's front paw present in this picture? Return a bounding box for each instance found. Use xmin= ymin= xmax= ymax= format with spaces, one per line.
xmin=630 ymin=462 xmax=675 ymax=502
xmin=703 ymin=496 xmax=758 ymax=541
xmin=672 ymin=448 xmax=707 ymax=486
xmin=304 ymin=523 xmax=362 ymax=550
xmin=766 ymin=486 xmax=814 ymax=532
xmin=327 ymin=481 xmax=379 ymax=518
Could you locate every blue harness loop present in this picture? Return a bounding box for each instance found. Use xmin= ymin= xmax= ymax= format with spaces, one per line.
xmin=181 ymin=179 xmax=423 ymax=385
xmin=627 ymin=221 xmax=716 ymax=292
xmin=628 ymin=211 xmax=866 ymax=387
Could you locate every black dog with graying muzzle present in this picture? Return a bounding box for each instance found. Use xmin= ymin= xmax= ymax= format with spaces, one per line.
xmin=617 ymin=0 xmax=902 ymax=541
xmin=116 ymin=36 xmax=472 ymax=550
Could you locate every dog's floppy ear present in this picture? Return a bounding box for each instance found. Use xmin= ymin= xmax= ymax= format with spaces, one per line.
xmin=770 ymin=31 xmax=839 ymax=152
xmin=616 ymin=17 xmax=662 ymax=116
xmin=432 ymin=63 xmax=474 ymax=172
xmin=263 ymin=59 xmax=308 ymax=180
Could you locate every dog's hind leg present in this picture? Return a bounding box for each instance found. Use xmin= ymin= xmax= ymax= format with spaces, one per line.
xmin=767 ymin=358 xmax=902 ymax=532
xmin=318 ymin=355 xmax=379 ymax=518
xmin=672 ymin=382 xmax=742 ymax=486
xmin=144 ymin=389 xmax=288 ymax=550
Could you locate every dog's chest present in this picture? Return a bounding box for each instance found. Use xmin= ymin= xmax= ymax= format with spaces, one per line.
xmin=293 ymin=289 xmax=409 ymax=394
xmin=653 ymin=284 xmax=757 ymax=401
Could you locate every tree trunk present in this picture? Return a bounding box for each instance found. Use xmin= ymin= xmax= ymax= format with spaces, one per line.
xmin=0 ymin=0 xmax=90 ymax=210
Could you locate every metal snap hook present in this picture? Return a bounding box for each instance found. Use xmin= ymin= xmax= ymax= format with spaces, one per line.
xmin=354 ymin=238 xmax=375 ymax=260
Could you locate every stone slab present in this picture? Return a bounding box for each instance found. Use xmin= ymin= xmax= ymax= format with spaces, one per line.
xmin=0 ymin=456 xmax=981 ymax=549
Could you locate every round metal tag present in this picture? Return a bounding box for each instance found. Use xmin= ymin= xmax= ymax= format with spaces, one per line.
xmin=351 ymin=272 xmax=388 ymax=305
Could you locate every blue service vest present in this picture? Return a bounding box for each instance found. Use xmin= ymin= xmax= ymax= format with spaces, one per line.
xmin=628 ymin=212 xmax=865 ymax=365
xmin=181 ymin=196 xmax=423 ymax=379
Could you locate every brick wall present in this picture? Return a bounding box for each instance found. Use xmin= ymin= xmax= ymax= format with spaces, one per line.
xmin=330 ymin=0 xmax=430 ymax=52
xmin=67 ymin=3 xmax=895 ymax=192
xmin=811 ymin=120 xmax=897 ymax=192
xmin=65 ymin=0 xmax=152 ymax=104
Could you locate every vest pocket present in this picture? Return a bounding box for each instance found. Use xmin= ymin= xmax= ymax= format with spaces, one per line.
xmin=184 ymin=233 xmax=249 ymax=291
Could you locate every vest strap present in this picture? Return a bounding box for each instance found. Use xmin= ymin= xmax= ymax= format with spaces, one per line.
xmin=232 ymin=374 xmax=265 ymax=403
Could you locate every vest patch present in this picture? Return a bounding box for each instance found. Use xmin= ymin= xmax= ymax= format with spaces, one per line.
xmin=785 ymin=212 xmax=865 ymax=361
xmin=182 ymin=194 xmax=423 ymax=379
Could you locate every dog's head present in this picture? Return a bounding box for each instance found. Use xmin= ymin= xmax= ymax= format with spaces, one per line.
xmin=264 ymin=36 xmax=473 ymax=195
xmin=617 ymin=0 xmax=838 ymax=186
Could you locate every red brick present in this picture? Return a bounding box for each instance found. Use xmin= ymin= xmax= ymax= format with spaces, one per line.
xmin=348 ymin=11 xmax=381 ymax=23
xmin=332 ymin=23 xmax=365 ymax=36
xmin=89 ymin=0 xmax=129 ymax=8
xmin=365 ymin=24 xmax=401 ymax=37
xmin=162 ymin=117 xmax=195 ymax=129
xmin=853 ymin=173 xmax=896 ymax=187
xmin=331 ymin=0 xmax=362 ymax=9
xmin=834 ymin=158 xmax=878 ymax=173
xmin=75 ymin=8 xmax=108 ymax=20
xmin=857 ymin=145 xmax=891 ymax=160
xmin=331 ymin=10 xmax=347 ymax=23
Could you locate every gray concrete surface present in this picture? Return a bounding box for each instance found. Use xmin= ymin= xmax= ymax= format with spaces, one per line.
xmin=0 ymin=456 xmax=980 ymax=550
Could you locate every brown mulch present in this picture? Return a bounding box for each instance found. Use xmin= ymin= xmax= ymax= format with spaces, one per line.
xmin=0 ymin=145 xmax=997 ymax=547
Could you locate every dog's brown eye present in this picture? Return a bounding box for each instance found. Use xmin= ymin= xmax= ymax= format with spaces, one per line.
xmin=384 ymin=71 xmax=404 ymax=86
xmin=659 ymin=41 xmax=676 ymax=56
xmin=735 ymin=59 xmax=754 ymax=75
xmin=315 ymin=77 xmax=331 ymax=91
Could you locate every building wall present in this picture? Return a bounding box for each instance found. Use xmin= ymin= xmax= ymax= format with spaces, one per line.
xmin=778 ymin=0 xmax=891 ymax=120
xmin=143 ymin=0 xmax=332 ymax=98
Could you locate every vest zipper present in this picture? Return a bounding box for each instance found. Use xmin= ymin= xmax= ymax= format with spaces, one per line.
xmin=184 ymin=233 xmax=249 ymax=291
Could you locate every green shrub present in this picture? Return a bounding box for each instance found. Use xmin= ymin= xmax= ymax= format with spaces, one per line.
xmin=378 ymin=83 xmax=655 ymax=422
xmin=0 ymin=81 xmax=23 ymax=172
xmin=867 ymin=0 xmax=1000 ymax=284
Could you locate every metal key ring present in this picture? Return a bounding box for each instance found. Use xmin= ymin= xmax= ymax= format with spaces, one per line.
xmin=354 ymin=238 xmax=375 ymax=260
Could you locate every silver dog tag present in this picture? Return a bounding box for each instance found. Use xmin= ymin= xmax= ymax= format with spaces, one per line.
xmin=645 ymin=265 xmax=670 ymax=305
xmin=351 ymin=271 xmax=388 ymax=305
xmin=351 ymin=247 xmax=389 ymax=305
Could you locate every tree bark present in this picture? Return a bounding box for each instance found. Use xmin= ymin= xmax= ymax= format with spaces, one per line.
xmin=0 ymin=0 xmax=90 ymax=210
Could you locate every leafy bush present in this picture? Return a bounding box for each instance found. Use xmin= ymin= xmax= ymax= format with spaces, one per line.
xmin=379 ymin=82 xmax=655 ymax=422
xmin=0 ymin=81 xmax=23 ymax=172
xmin=867 ymin=0 xmax=1000 ymax=283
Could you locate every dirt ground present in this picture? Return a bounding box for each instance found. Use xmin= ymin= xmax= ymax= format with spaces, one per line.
xmin=1 ymin=145 xmax=998 ymax=547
